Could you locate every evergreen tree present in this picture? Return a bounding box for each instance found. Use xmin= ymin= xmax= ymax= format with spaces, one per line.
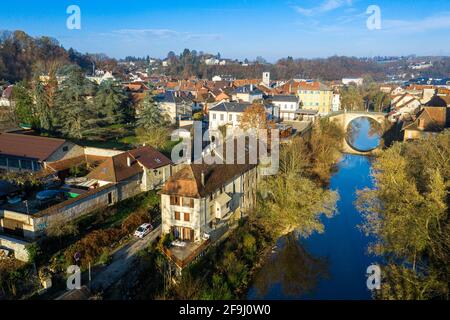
xmin=54 ymin=65 xmax=99 ymax=139
xmin=95 ymin=80 xmax=130 ymax=125
xmin=136 ymin=92 xmax=165 ymax=130
xmin=12 ymin=81 xmax=36 ymax=126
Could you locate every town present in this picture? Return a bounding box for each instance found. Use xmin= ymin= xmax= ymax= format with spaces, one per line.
xmin=0 ymin=3 xmax=450 ymax=304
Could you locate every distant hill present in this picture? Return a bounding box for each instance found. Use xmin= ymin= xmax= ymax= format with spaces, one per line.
xmin=1 ymin=30 xmax=450 ymax=83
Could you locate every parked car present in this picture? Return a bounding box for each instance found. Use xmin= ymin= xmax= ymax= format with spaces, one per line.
xmin=134 ymin=223 xmax=153 ymax=238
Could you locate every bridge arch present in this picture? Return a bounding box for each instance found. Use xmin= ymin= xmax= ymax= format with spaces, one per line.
xmin=328 ymin=111 xmax=388 ymax=155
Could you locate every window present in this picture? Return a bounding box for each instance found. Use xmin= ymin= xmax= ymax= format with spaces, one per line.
xmin=182 ymin=197 xmax=194 ymax=208
xmin=229 ymin=114 xmax=233 ymax=121
xmin=237 ymin=115 xmax=241 ymax=122
xmin=0 ymin=157 xmax=6 ymax=166
xmin=212 ymin=113 xmax=216 ymax=120
xmin=170 ymin=196 xmax=180 ymax=206
xmin=108 ymin=192 xmax=113 ymax=205
xmin=220 ymin=114 xmax=224 ymax=121
xmin=21 ymin=160 xmax=32 ymax=170
xmin=62 ymin=146 xmax=69 ymax=152
xmin=8 ymin=158 xmax=19 ymax=168
xmin=184 ymin=212 xmax=190 ymax=222
xmin=175 ymin=212 xmax=181 ymax=220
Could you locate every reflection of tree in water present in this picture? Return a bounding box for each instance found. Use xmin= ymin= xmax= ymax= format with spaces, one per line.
xmin=346 ymin=118 xmax=382 ymax=146
xmin=251 ymin=234 xmax=329 ymax=298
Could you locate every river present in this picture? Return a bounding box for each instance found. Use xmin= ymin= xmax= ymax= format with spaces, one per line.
xmin=247 ymin=117 xmax=380 ymax=300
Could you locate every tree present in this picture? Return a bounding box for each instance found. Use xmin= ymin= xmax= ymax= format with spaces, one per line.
xmin=53 ymin=65 xmax=99 ymax=139
xmin=340 ymin=85 xmax=364 ymax=111
xmin=135 ymin=126 xmax=169 ymax=150
xmin=357 ymin=131 xmax=450 ymax=300
xmin=136 ymin=92 xmax=166 ymax=130
xmin=239 ymin=103 xmax=274 ymax=133
xmin=95 ymin=80 xmax=130 ymax=124
xmin=256 ymin=173 xmax=338 ymax=239
xmin=12 ymin=81 xmax=35 ymax=126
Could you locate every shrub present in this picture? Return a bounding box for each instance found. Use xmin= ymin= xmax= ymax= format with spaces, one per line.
xmin=121 ymin=209 xmax=150 ymax=234
xmin=64 ymin=228 xmax=122 ymax=269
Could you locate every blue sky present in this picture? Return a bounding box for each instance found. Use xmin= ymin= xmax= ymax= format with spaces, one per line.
xmin=1 ymin=0 xmax=450 ymax=61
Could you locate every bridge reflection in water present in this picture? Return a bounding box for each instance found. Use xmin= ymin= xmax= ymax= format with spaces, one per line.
xmin=328 ymin=111 xmax=387 ymax=155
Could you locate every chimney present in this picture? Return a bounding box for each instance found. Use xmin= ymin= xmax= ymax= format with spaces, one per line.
xmin=127 ymin=156 xmax=132 ymax=167
xmin=418 ymin=118 xmax=425 ymax=130
xmin=201 ymin=171 xmax=205 ymax=187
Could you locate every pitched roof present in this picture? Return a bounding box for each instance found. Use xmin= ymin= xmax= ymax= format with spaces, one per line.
xmin=209 ymin=102 xmax=251 ymax=113
xmin=0 ymin=133 xmax=66 ymax=161
xmin=161 ymin=163 xmax=255 ymax=198
xmin=272 ymin=95 xmax=299 ymax=103
xmin=87 ymin=146 xmax=171 ymax=183
xmin=129 ymin=146 xmax=172 ymax=169
xmin=87 ymin=152 xmax=142 ymax=183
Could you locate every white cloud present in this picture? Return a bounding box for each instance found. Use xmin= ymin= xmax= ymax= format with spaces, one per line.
xmin=382 ymin=13 xmax=450 ymax=33
xmin=293 ymin=0 xmax=353 ymax=16
xmin=111 ymin=28 xmax=221 ymax=41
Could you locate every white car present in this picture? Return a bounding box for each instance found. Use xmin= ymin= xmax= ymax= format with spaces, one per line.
xmin=134 ymin=223 xmax=153 ymax=238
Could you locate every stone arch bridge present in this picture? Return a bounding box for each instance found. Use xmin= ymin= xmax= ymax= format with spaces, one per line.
xmin=328 ymin=111 xmax=388 ymax=155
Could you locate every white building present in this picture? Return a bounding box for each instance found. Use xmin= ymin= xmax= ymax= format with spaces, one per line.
xmin=271 ymin=95 xmax=299 ymax=121
xmin=342 ymin=78 xmax=364 ymax=86
xmin=232 ymin=85 xmax=263 ymax=103
xmin=262 ymin=72 xmax=270 ymax=87
xmin=160 ymin=163 xmax=258 ymax=243
xmin=332 ymin=93 xmax=341 ymax=112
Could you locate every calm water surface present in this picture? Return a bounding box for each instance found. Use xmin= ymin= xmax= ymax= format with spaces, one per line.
xmin=248 ymin=118 xmax=380 ymax=300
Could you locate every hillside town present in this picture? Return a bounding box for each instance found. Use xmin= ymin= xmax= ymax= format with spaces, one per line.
xmin=0 ymin=0 xmax=449 ymax=303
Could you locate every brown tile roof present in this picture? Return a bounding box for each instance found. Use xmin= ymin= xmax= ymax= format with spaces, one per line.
xmin=129 ymin=146 xmax=172 ymax=170
xmin=0 ymin=133 xmax=66 ymax=161
xmin=87 ymin=152 xmax=142 ymax=183
xmin=161 ymin=163 xmax=256 ymax=198
xmin=402 ymin=106 xmax=447 ymax=132
xmin=86 ymin=147 xmax=171 ymax=183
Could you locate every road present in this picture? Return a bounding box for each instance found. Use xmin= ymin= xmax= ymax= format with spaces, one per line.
xmin=91 ymin=225 xmax=161 ymax=291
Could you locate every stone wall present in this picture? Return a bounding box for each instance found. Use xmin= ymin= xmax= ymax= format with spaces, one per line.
xmin=0 ymin=234 xmax=30 ymax=262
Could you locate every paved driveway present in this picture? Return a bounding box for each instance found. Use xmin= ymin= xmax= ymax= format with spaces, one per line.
xmin=91 ymin=225 xmax=161 ymax=291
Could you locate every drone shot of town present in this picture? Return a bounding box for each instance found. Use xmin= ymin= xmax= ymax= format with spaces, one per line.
xmin=0 ymin=0 xmax=448 ymax=313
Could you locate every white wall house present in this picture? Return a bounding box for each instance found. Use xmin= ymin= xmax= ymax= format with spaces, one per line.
xmin=272 ymin=95 xmax=299 ymax=121
xmin=160 ymin=163 xmax=258 ymax=243
xmin=232 ymin=85 xmax=263 ymax=103
xmin=209 ymin=102 xmax=250 ymax=131
xmin=332 ymin=93 xmax=341 ymax=112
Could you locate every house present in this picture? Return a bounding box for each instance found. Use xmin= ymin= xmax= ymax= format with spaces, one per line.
xmin=160 ymin=162 xmax=257 ymax=244
xmin=232 ymin=85 xmax=263 ymax=103
xmin=390 ymin=93 xmax=422 ymax=121
xmin=0 ymin=145 xmax=171 ymax=261
xmin=332 ymin=93 xmax=341 ymax=112
xmin=209 ymin=102 xmax=251 ymax=131
xmin=297 ymin=82 xmax=334 ymax=115
xmin=0 ymin=85 xmax=14 ymax=107
xmin=155 ymin=91 xmax=194 ymax=123
xmin=272 ymin=95 xmax=299 ymax=121
xmin=342 ymin=78 xmax=364 ymax=86
xmin=402 ymin=106 xmax=447 ymax=141
xmin=208 ymin=101 xmax=278 ymax=133
xmin=0 ymin=133 xmax=84 ymax=172
xmin=87 ymin=146 xmax=172 ymax=191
